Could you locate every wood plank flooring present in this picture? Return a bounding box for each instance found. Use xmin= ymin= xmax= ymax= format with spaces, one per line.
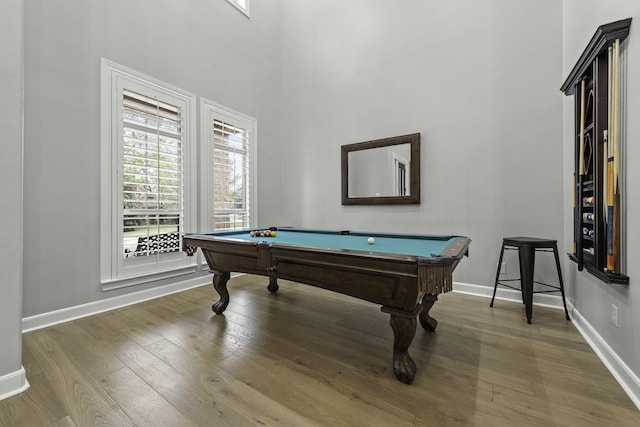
xmin=1 ymin=274 xmax=639 ymax=426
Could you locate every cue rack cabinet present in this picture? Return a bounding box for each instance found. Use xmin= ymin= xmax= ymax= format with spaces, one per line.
xmin=560 ymin=18 xmax=631 ymax=284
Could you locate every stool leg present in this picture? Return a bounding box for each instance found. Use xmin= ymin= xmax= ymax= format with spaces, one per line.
xmin=490 ymin=243 xmax=506 ymax=307
xmin=553 ymin=244 xmax=571 ymax=320
xmin=518 ymin=259 xmax=525 ymax=304
xmin=519 ymin=245 xmax=535 ymax=324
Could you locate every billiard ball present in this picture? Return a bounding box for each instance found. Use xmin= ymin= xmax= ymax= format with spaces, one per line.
xmin=271 ymin=231 xmax=277 ymax=237
xmin=250 ymin=231 xmax=255 ymax=237
xmin=368 ymin=237 xmax=375 ymax=245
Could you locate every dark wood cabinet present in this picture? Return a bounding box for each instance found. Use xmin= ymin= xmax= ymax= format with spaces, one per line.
xmin=560 ymin=18 xmax=631 ymax=285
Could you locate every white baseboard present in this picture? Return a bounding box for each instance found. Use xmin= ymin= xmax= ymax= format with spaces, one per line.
xmin=453 ymin=280 xmax=569 ymax=310
xmin=569 ymin=301 xmax=640 ymax=411
xmin=453 ymin=281 xmax=640 ymax=411
xmin=0 ymin=367 xmax=30 ymax=401
xmin=22 ymin=276 xmax=210 ymax=333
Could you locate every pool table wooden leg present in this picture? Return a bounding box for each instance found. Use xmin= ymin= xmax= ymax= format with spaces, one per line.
xmin=211 ymin=271 xmax=231 ymax=314
xmin=267 ymin=272 xmax=279 ymax=293
xmin=418 ymin=294 xmax=438 ymax=331
xmin=389 ymin=314 xmax=417 ymax=384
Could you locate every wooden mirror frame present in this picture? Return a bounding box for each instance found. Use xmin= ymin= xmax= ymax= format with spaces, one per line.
xmin=341 ymin=133 xmax=420 ymax=205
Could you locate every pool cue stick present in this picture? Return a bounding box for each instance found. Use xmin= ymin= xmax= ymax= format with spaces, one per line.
xmin=613 ymin=39 xmax=621 ymax=272
xmin=573 ymin=77 xmax=585 ymax=257
xmin=614 ymin=39 xmax=620 ymax=192
xmin=579 ymin=80 xmax=586 ymax=176
xmin=602 ymin=47 xmax=612 ymax=271
xmin=573 ymin=172 xmax=581 ymax=255
xmin=577 ymin=78 xmax=586 ymax=270
xmin=606 ymin=43 xmax=616 ymax=271
xmin=604 ymin=46 xmax=612 ymax=224
xmin=602 ymin=129 xmax=608 ymax=221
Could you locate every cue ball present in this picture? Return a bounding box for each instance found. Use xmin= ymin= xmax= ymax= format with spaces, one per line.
xmin=368 ymin=237 xmax=375 ymax=244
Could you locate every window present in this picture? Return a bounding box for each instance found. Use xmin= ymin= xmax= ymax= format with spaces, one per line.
xmin=101 ymin=59 xmax=197 ymax=287
xmin=200 ymin=99 xmax=257 ymax=231
xmin=226 ymin=0 xmax=250 ymax=17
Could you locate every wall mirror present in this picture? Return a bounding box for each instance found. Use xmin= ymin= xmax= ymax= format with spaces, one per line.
xmin=341 ymin=133 xmax=420 ymax=205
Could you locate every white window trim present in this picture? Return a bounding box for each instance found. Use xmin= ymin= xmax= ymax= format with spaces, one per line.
xmin=199 ymin=98 xmax=258 ymax=239
xmin=100 ymin=58 xmax=198 ymax=288
xmin=226 ymin=0 xmax=250 ymax=17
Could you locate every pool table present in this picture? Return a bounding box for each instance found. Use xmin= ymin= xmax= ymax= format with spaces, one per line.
xmin=183 ymin=227 xmax=470 ymax=384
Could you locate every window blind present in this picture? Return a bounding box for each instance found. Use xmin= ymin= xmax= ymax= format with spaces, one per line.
xmin=122 ymin=90 xmax=183 ymax=257
xmin=212 ymin=119 xmax=251 ymax=230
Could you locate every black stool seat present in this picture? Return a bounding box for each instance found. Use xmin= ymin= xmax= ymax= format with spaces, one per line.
xmin=490 ymin=237 xmax=570 ymax=324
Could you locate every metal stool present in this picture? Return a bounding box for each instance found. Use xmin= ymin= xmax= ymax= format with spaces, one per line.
xmin=490 ymin=237 xmax=570 ymax=324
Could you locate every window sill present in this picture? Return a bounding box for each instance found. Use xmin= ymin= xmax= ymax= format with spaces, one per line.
xmin=101 ymin=264 xmax=199 ymax=291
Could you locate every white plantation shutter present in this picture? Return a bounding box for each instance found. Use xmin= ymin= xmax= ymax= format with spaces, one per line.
xmin=101 ymin=59 xmax=197 ymax=286
xmin=121 ymin=90 xmax=183 ymax=257
xmin=200 ymin=98 xmax=257 ymax=233
xmin=212 ymin=119 xmax=252 ymax=230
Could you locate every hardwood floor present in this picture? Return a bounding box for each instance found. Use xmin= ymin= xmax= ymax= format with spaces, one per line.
xmin=1 ymin=274 xmax=638 ymax=426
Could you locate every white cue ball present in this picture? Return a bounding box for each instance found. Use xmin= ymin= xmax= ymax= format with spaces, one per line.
xmin=368 ymin=237 xmax=375 ymax=244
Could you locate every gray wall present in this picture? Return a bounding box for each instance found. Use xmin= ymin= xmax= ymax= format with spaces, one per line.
xmin=562 ymin=0 xmax=640 ymax=387
xmin=22 ymin=0 xmax=282 ymax=316
xmin=0 ymin=0 xmax=24 ymax=383
xmin=280 ymin=0 xmax=564 ymax=287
